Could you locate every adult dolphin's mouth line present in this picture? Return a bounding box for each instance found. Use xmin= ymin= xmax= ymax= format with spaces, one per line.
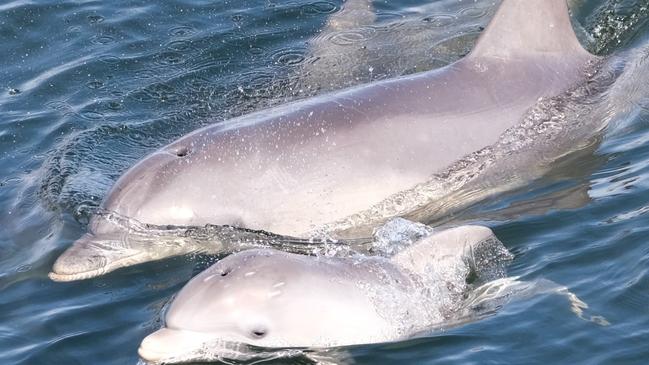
xmin=48 ymin=224 xmax=363 ymax=281
xmin=48 ymin=252 xmax=148 ymax=282
xmin=48 ymin=238 xmax=150 ymax=282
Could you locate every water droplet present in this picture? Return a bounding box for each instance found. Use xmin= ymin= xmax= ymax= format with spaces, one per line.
xmin=272 ymin=49 xmax=306 ymax=66
xmin=422 ymin=14 xmax=456 ymax=27
xmin=98 ymin=55 xmax=121 ymax=64
xmin=301 ymin=1 xmax=338 ymax=15
xmin=87 ymin=15 xmax=105 ymax=24
xmin=169 ymin=25 xmax=196 ymax=37
xmin=79 ymin=110 xmax=105 ymax=120
xmin=328 ymin=27 xmax=376 ymax=46
xmin=86 ymin=80 xmax=105 ymax=89
xmin=16 ymin=265 xmax=31 ymax=273
xmin=167 ymin=39 xmax=192 ymax=52
xmin=138 ymin=83 xmax=178 ymax=103
xmin=203 ymin=274 xmax=215 ymax=283
xmin=107 ymin=101 xmax=123 ymax=110
xmin=91 ymin=35 xmax=115 ymax=45
xmin=45 ymin=100 xmax=70 ymax=111
xmin=268 ymin=290 xmax=282 ymax=298
xmin=459 ymin=6 xmax=488 ymax=19
xmin=67 ymin=25 xmax=82 ymax=33
xmin=154 ymin=51 xmax=185 ymax=65
xmin=247 ymin=46 xmax=266 ymax=56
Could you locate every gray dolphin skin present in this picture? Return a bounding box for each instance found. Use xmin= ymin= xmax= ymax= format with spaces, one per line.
xmin=50 ymin=0 xmax=606 ymax=281
xmin=138 ymin=226 xmax=512 ymax=364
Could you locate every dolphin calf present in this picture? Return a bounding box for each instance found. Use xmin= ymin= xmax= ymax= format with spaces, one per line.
xmin=51 ymin=0 xmax=607 ymax=281
xmin=137 ymin=225 xmax=513 ymax=364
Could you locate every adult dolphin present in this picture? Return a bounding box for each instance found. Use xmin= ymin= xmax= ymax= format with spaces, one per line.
xmin=50 ymin=0 xmax=604 ymax=281
xmin=137 ymin=226 xmax=513 ymax=364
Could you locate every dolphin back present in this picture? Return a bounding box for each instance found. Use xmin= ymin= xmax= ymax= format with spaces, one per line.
xmin=391 ymin=226 xmax=513 ymax=283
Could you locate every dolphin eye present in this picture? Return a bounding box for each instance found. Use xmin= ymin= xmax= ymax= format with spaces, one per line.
xmin=251 ymin=328 xmax=267 ymax=339
xmin=220 ymin=268 xmax=231 ymax=277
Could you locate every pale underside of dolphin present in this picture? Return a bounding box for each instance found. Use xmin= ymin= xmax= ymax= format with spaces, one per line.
xmin=137 ymin=226 xmax=514 ymax=364
xmin=50 ymin=0 xmax=607 ymax=281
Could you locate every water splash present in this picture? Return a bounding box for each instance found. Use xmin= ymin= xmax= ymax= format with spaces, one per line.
xmin=370 ymin=217 xmax=435 ymax=256
xmin=460 ymin=277 xmax=610 ymax=327
xmin=585 ymin=0 xmax=649 ymax=54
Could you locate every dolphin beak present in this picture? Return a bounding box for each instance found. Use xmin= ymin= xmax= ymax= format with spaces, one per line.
xmin=48 ymin=233 xmax=146 ymax=282
xmin=138 ymin=328 xmax=213 ymax=364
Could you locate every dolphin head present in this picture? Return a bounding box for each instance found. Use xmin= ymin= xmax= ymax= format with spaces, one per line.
xmin=138 ymin=249 xmax=394 ymax=363
xmin=97 ymin=145 xmax=210 ymax=228
xmin=49 ymin=137 xmax=240 ymax=282
xmin=96 ymin=133 xmax=253 ymax=231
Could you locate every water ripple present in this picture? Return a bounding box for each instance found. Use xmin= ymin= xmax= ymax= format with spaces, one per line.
xmin=85 ymin=80 xmax=105 ymax=90
xmin=2 ymin=1 xmax=649 ymax=365
xmin=153 ymin=51 xmax=186 ymax=66
xmin=90 ymin=35 xmax=115 ymax=45
xmin=422 ymin=14 xmax=457 ymax=27
xmin=87 ymin=14 xmax=105 ymax=24
xmin=271 ymin=48 xmax=307 ymax=66
xmin=459 ymin=6 xmax=490 ymax=19
xmin=168 ymin=25 xmax=196 ymax=38
xmin=301 ymin=1 xmax=338 ymax=15
xmin=166 ymin=39 xmax=192 ymax=52
xmin=327 ymin=26 xmax=377 ymax=46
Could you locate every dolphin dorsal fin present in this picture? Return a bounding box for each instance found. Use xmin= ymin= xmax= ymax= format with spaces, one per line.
xmin=391 ymin=226 xmax=496 ymax=277
xmin=469 ymin=0 xmax=591 ymax=60
xmin=391 ymin=225 xmax=514 ymax=283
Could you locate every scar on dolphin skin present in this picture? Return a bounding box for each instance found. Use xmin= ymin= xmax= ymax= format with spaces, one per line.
xmin=51 ymin=0 xmax=642 ymax=282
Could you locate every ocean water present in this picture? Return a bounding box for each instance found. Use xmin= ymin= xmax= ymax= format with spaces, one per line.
xmin=1 ymin=0 xmax=649 ymax=364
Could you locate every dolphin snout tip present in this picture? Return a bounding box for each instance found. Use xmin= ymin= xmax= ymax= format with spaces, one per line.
xmin=138 ymin=328 xmax=209 ymax=364
xmin=49 ymin=230 xmax=177 ymax=282
xmin=50 ymin=252 xmax=106 ymax=283
xmin=49 ymin=234 xmax=120 ymax=282
xmin=52 ymin=249 xmax=107 ymax=273
xmin=138 ymin=330 xmax=170 ymax=363
xmin=137 ymin=344 xmax=164 ymax=364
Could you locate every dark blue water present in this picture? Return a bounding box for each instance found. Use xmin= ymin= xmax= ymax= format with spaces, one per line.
xmin=1 ymin=0 xmax=648 ymax=364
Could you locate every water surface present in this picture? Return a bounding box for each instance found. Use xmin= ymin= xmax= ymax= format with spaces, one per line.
xmin=1 ymin=0 xmax=649 ymax=364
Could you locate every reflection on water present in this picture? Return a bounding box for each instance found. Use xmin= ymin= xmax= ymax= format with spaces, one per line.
xmin=1 ymin=0 xmax=649 ymax=364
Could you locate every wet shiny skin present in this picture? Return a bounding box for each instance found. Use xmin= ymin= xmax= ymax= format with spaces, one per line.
xmin=1 ymin=0 xmax=649 ymax=364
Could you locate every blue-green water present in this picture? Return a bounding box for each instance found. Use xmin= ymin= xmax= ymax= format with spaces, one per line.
xmin=1 ymin=0 xmax=649 ymax=364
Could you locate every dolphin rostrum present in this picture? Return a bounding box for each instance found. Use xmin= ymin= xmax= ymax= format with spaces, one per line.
xmin=50 ymin=0 xmax=606 ymax=281
xmin=137 ymin=226 xmax=513 ymax=364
